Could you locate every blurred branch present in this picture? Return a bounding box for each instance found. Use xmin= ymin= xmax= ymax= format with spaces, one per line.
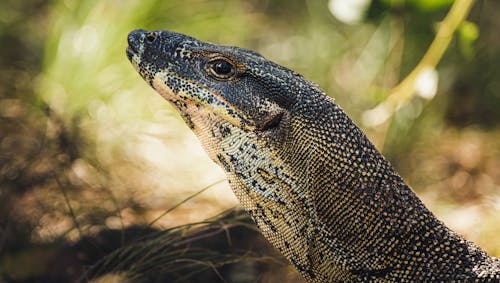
xmin=55 ymin=175 xmax=83 ymax=237
xmin=363 ymin=0 xmax=476 ymax=127
xmin=148 ymin=179 xmax=226 ymax=226
xmin=390 ymin=0 xmax=475 ymax=104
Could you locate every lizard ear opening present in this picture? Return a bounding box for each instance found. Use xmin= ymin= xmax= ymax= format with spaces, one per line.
xmin=258 ymin=111 xmax=284 ymax=131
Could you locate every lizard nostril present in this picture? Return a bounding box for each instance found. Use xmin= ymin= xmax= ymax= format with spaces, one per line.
xmin=145 ymin=32 xmax=157 ymax=43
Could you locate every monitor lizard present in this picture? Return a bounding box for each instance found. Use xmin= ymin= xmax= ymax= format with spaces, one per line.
xmin=126 ymin=29 xmax=500 ymax=282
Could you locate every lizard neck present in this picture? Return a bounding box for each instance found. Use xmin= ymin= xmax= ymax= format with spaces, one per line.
xmin=270 ymin=96 xmax=499 ymax=281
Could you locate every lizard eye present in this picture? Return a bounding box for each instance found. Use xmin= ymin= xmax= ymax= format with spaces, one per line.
xmin=206 ymin=59 xmax=235 ymax=79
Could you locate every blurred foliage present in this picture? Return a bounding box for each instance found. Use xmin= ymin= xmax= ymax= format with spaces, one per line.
xmin=0 ymin=0 xmax=499 ymax=282
xmin=379 ymin=0 xmax=454 ymax=11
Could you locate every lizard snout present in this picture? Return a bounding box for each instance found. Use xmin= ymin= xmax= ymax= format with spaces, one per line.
xmin=127 ymin=29 xmax=147 ymax=53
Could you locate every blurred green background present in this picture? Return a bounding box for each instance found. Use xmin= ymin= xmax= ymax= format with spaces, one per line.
xmin=1 ymin=0 xmax=499 ymax=282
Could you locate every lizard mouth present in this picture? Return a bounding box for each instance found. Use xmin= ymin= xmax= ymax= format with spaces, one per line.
xmin=126 ymin=44 xmax=141 ymax=73
xmin=125 ymin=46 xmax=136 ymax=60
xmin=150 ymin=70 xmax=255 ymax=130
xmin=126 ymin=29 xmax=147 ymax=71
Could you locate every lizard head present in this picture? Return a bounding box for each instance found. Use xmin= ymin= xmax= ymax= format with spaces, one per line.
xmin=127 ymin=29 xmax=298 ymax=130
xmin=126 ymin=29 xmax=325 ymax=177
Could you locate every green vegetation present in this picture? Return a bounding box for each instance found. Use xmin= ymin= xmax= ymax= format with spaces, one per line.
xmin=1 ymin=0 xmax=499 ymax=282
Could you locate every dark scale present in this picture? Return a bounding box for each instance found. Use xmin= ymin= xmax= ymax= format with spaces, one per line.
xmin=127 ymin=29 xmax=500 ymax=282
xmin=219 ymin=125 xmax=231 ymax=138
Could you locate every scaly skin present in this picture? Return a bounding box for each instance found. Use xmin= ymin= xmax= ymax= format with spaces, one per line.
xmin=126 ymin=29 xmax=500 ymax=282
